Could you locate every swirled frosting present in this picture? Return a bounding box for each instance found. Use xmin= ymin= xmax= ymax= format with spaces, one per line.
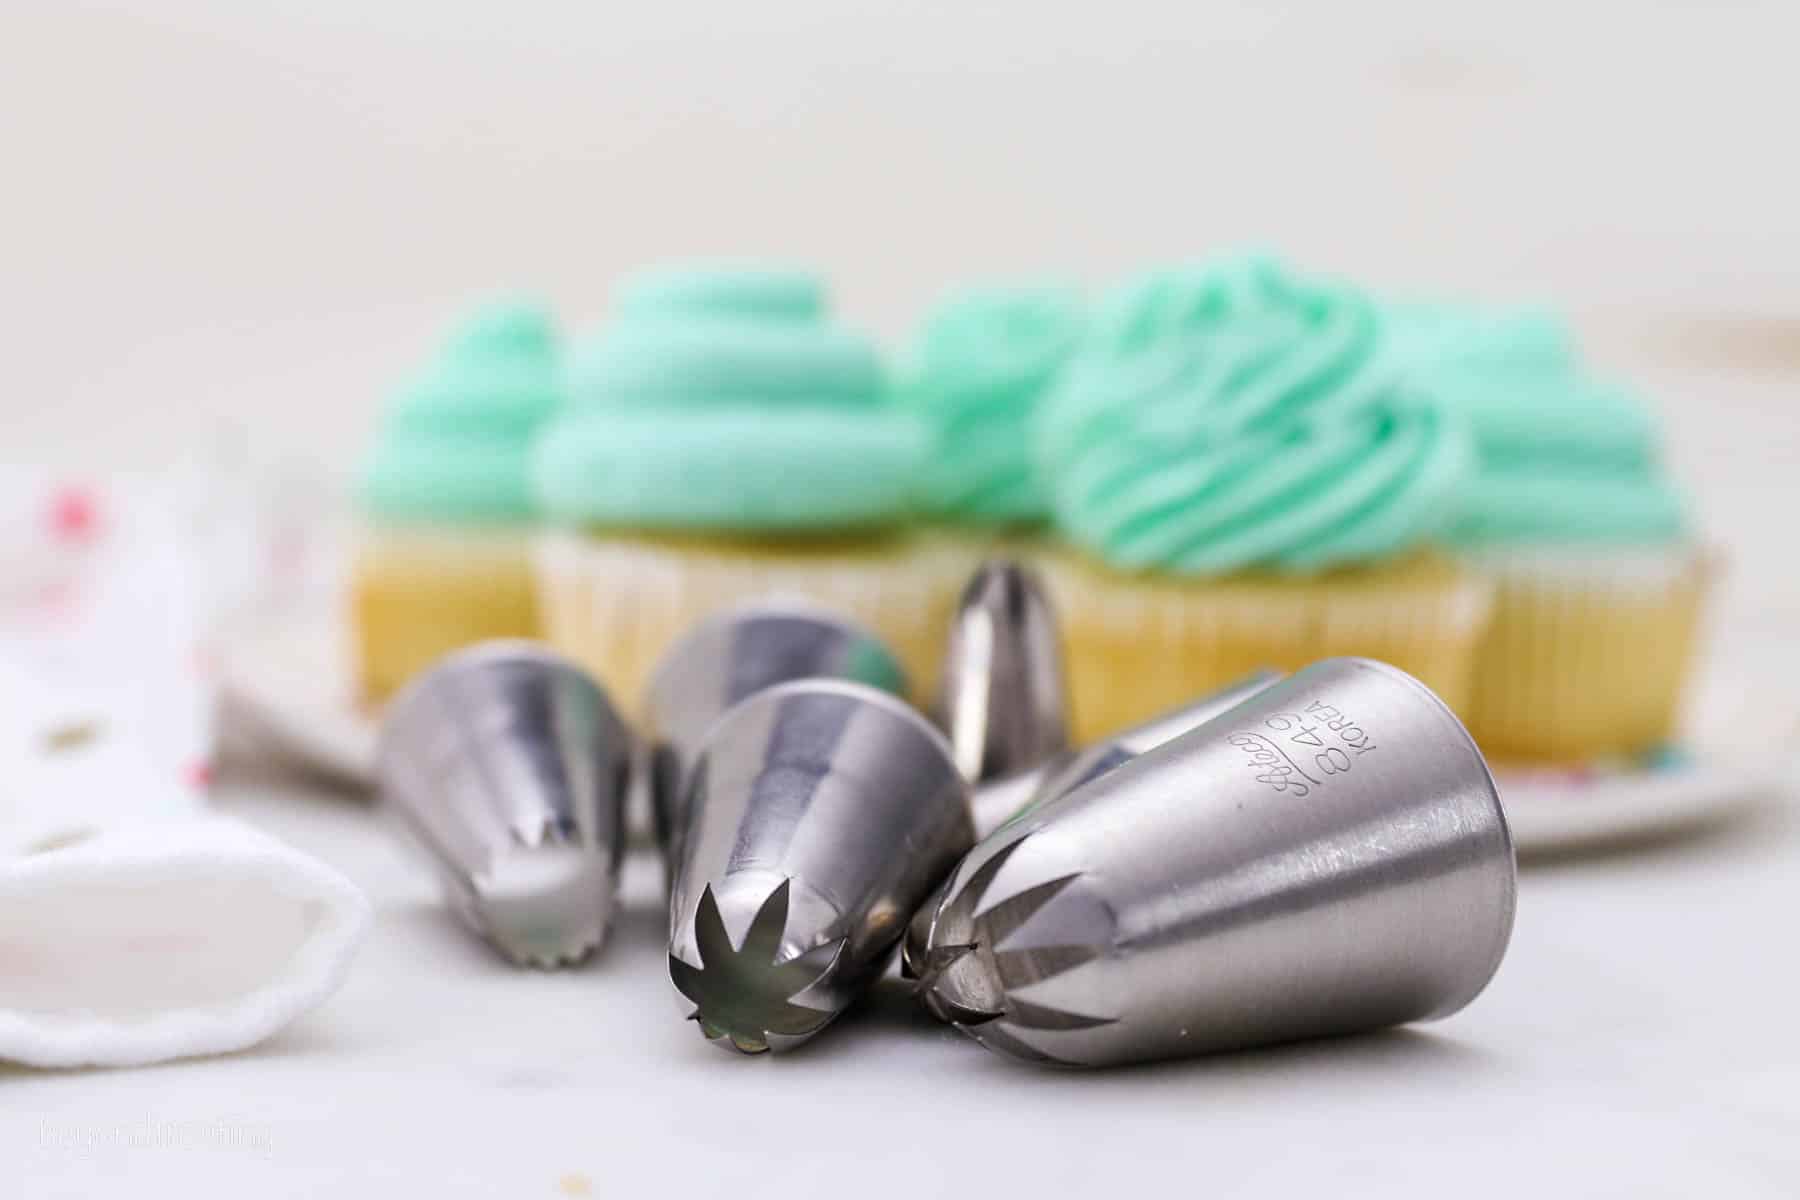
xmin=1040 ymin=258 xmax=1472 ymax=573
xmin=612 ymin=264 xmax=825 ymax=323
xmin=533 ymin=266 xmax=920 ymax=532
xmin=360 ymin=298 xmax=563 ymax=523
xmin=1386 ymin=302 xmax=1577 ymax=381
xmin=1388 ymin=303 xmax=1689 ymax=545
xmin=904 ymin=286 xmax=1083 ymax=524
xmin=569 ymin=320 xmax=884 ymax=410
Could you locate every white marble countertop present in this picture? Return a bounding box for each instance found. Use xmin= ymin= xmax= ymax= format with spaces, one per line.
xmin=10 ymin=773 xmax=1799 ymax=1198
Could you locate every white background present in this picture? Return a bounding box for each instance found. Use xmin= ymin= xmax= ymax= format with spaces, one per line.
xmin=4 ymin=3 xmax=1798 ymax=1196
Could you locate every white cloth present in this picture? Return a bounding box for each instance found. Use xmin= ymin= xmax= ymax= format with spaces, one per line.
xmin=0 ymin=818 xmax=369 ymax=1069
xmin=0 ymin=471 xmax=369 ymax=1069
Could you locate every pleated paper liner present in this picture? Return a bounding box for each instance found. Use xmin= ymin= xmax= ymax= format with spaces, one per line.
xmin=532 ymin=528 xmax=977 ymax=715
xmin=1034 ymin=547 xmax=1493 ymax=745
xmin=1463 ymin=544 xmax=1712 ymax=764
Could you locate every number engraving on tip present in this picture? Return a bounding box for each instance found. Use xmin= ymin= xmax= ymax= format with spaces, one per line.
xmin=1301 ymin=698 xmax=1378 ymax=757
xmin=1315 ymin=746 xmax=1351 ymax=775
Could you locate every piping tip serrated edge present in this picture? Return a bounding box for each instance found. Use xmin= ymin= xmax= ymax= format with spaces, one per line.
xmin=914 ymin=835 xmax=1117 ymax=1061
xmin=497 ymin=935 xmax=606 ymax=971
xmin=669 ymin=879 xmax=844 ymax=1054
xmin=463 ymin=840 xmax=620 ymax=970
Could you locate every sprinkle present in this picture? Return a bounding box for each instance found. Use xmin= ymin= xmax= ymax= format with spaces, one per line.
xmin=42 ymin=718 xmax=104 ymax=754
xmin=47 ymin=486 xmax=102 ymax=543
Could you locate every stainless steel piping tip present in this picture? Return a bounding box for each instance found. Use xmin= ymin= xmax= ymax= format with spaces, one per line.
xmin=916 ymin=658 xmax=1516 ymax=1066
xmin=903 ymin=669 xmax=1283 ymax=987
xmin=642 ymin=602 xmax=908 ymax=868
xmin=667 ymin=680 xmax=971 ymax=1053
xmin=377 ymin=641 xmax=631 ymax=968
xmin=970 ymin=668 xmax=1284 ymax=839
xmin=939 ymin=559 xmax=1069 ymax=785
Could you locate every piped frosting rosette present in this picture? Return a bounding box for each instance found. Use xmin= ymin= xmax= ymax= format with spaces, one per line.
xmin=1385 ymin=301 xmax=1578 ymax=381
xmin=1041 ymin=256 xmax=1473 ymax=574
xmin=903 ymin=286 xmax=1084 ymax=525
xmin=1383 ymin=301 xmax=1689 ymax=548
xmin=360 ymin=299 xmax=564 ymax=524
xmin=535 ymin=266 xmax=921 ymax=532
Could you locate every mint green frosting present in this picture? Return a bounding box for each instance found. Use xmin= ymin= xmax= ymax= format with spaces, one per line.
xmin=903 ymin=286 xmax=1083 ymax=525
xmin=1386 ymin=303 xmax=1577 ymax=379
xmin=569 ymin=321 xmax=884 ymax=409
xmin=360 ymin=435 xmax=538 ymax=521
xmin=1388 ymin=302 xmax=1689 ymax=546
xmin=385 ymin=358 xmax=562 ymax=439
xmin=1454 ymin=471 xmax=1687 ymax=543
xmin=534 ymin=408 xmax=922 ymax=531
xmin=613 ymin=264 xmax=824 ymax=323
xmin=1041 ymin=258 xmax=1471 ymax=573
xmin=360 ymin=298 xmax=562 ymax=523
xmin=533 ymin=266 xmax=917 ymax=532
xmin=1433 ymin=374 xmax=1659 ymax=472
xmin=1087 ymin=251 xmax=1327 ymax=355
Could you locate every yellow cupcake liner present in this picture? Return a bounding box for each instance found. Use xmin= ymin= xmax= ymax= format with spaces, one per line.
xmin=533 ymin=529 xmax=974 ymax=714
xmin=1464 ymin=546 xmax=1710 ymax=764
xmin=1036 ymin=548 xmax=1493 ymax=744
xmin=351 ymin=524 xmax=542 ymax=703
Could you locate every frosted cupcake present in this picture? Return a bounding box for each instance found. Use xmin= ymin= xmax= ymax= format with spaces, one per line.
xmin=353 ymin=299 xmax=562 ymax=701
xmin=902 ymin=284 xmax=1084 ymax=529
xmin=1395 ymin=304 xmax=1704 ymax=762
xmin=1037 ymin=256 xmax=1490 ymax=742
xmin=531 ymin=265 xmax=958 ymax=710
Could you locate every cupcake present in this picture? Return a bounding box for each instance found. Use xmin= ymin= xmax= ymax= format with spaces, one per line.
xmin=1036 ymin=256 xmax=1490 ymax=742
xmin=531 ymin=265 xmax=959 ymax=710
xmin=1395 ymin=304 xmax=1704 ymax=762
xmin=352 ymin=299 xmax=562 ymax=701
xmin=902 ymin=284 xmax=1084 ymax=530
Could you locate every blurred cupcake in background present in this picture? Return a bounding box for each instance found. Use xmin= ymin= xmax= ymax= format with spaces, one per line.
xmin=352 ymin=298 xmax=562 ymax=701
xmin=901 ymin=284 xmax=1084 ymax=536
xmin=531 ymin=264 xmax=958 ymax=710
xmin=1387 ymin=302 xmax=1577 ymax=380
xmin=1397 ymin=304 xmax=1706 ymax=763
xmin=1036 ymin=255 xmax=1490 ymax=742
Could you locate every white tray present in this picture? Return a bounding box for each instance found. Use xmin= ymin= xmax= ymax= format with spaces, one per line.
xmin=219 ymin=615 xmax=377 ymax=790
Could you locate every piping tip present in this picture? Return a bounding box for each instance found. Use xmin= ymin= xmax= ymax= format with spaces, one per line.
xmin=902 ymin=670 xmax=1283 ymax=985
xmin=377 ymin=641 xmax=631 ymax=968
xmin=938 ymin=560 xmax=1069 ymax=785
xmin=668 ymin=680 xmax=971 ymax=1053
xmin=642 ymin=601 xmax=907 ymax=868
xmin=919 ymin=658 xmax=1517 ymax=1066
xmin=914 ymin=834 xmax=1114 ymax=1063
xmin=669 ymin=876 xmax=845 ymax=1053
xmin=1020 ymin=669 xmax=1283 ymax=815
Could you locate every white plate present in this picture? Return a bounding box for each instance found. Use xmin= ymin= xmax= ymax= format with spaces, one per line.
xmin=1497 ymin=665 xmax=1792 ymax=852
xmin=1492 ymin=663 xmax=1795 ymax=855
xmin=219 ymin=615 xmax=378 ymax=790
xmin=220 ymin=612 xmax=1794 ymax=851
xmin=1496 ymin=752 xmax=1784 ymax=857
